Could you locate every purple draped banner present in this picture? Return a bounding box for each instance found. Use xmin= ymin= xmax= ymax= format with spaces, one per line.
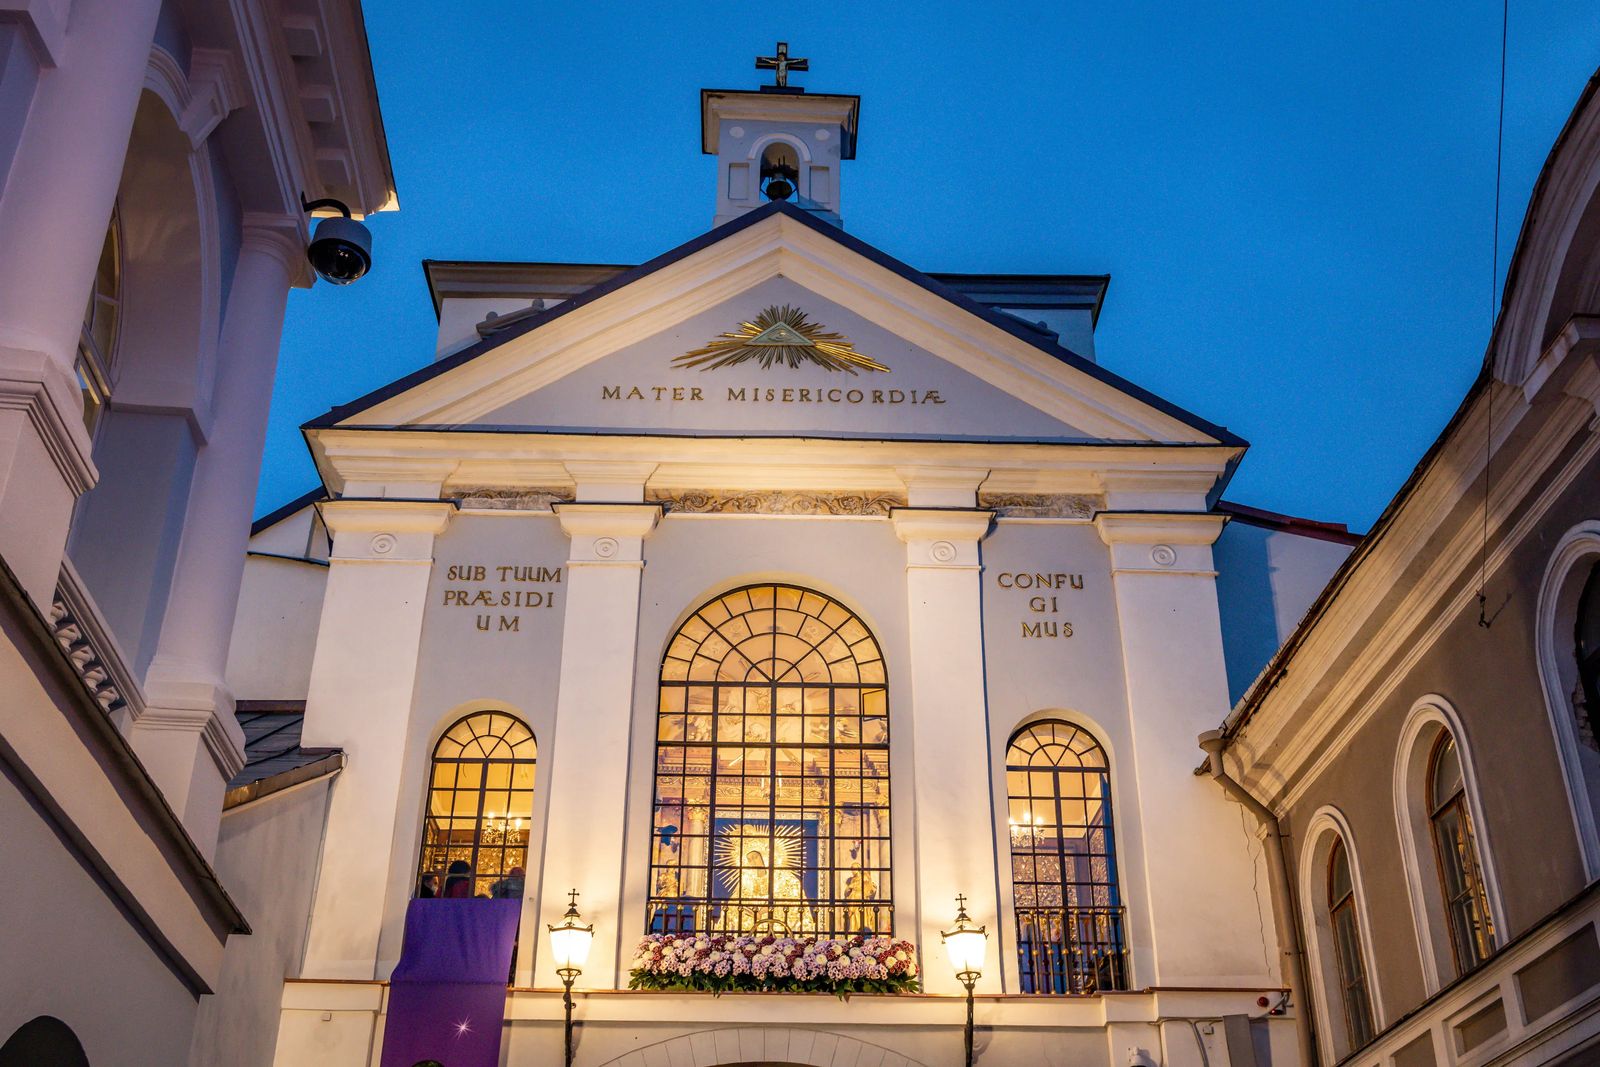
xmin=380 ymin=899 xmax=522 ymax=1067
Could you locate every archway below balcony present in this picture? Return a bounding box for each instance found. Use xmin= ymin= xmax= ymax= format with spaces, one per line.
xmin=591 ymin=1027 xmax=930 ymax=1067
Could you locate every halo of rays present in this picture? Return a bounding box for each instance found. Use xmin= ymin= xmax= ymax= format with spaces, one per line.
xmin=714 ymin=821 xmax=803 ymax=894
xmin=673 ymin=305 xmax=889 ymax=374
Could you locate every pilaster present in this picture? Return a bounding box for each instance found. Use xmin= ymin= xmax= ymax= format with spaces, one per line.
xmin=134 ymin=220 xmax=300 ymax=857
xmin=298 ymin=499 xmax=454 ymax=980
xmin=530 ymin=501 xmax=661 ymax=989
xmin=891 ymin=506 xmax=1001 ymax=993
xmin=1094 ymin=511 xmax=1278 ymax=986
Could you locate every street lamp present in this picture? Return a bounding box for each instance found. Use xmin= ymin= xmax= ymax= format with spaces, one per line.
xmin=941 ymin=894 xmax=988 ymax=1067
xmin=546 ymin=889 xmax=594 ymax=1067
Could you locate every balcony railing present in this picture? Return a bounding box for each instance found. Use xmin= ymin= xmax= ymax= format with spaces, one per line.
xmin=1015 ymin=906 xmax=1129 ymax=994
xmin=646 ymin=899 xmax=895 ymax=940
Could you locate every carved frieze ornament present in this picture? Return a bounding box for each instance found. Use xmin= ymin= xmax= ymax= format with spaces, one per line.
xmin=673 ymin=305 xmax=889 ymax=374
xmin=453 ymin=487 xmax=568 ymax=511
xmin=978 ymin=492 xmax=1101 ymax=519
xmin=647 ymin=489 xmax=905 ymax=516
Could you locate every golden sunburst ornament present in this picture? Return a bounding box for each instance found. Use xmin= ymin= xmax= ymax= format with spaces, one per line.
xmin=673 ymin=305 xmax=889 ymax=375
xmin=714 ymin=822 xmax=803 ymax=893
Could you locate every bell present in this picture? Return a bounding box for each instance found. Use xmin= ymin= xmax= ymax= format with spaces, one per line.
xmin=764 ymin=176 xmax=795 ymax=201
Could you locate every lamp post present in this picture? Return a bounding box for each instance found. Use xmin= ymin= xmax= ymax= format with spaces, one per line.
xmin=941 ymin=894 xmax=988 ymax=1067
xmin=546 ymin=889 xmax=594 ymax=1067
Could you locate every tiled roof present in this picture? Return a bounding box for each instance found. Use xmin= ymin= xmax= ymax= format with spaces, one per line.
xmin=229 ymin=702 xmax=340 ymax=792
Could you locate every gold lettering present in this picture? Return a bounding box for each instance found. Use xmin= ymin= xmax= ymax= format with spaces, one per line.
xmin=626 ymin=386 xmax=644 ymax=400
xmin=727 ymin=387 xmax=746 ymax=401
xmin=691 ymin=387 xmax=703 ymax=400
xmin=602 ymin=385 xmax=621 ymax=400
xmin=672 ymin=387 xmax=685 ymax=401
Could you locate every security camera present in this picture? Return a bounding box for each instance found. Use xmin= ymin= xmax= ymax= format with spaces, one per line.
xmin=301 ymin=196 xmax=372 ymax=285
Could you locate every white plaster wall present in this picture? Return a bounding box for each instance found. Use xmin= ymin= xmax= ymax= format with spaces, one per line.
xmin=370 ymin=511 xmax=570 ymax=976
xmin=225 ymin=554 xmax=328 ymax=701
xmin=979 ymin=520 xmax=1145 ymax=987
xmin=0 ymin=765 xmax=198 ymax=1067
xmin=476 ymin=277 xmax=1090 ymax=440
xmin=189 ymin=777 xmax=336 ymax=1067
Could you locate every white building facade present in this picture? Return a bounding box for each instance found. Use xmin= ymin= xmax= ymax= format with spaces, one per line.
xmin=225 ymin=76 xmax=1357 ymax=1067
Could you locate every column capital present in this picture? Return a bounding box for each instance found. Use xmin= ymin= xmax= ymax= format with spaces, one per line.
xmin=239 ymin=211 xmax=312 ymax=287
xmin=1094 ymin=511 xmax=1227 ymax=576
xmin=553 ymin=502 xmax=661 ymax=564
xmin=891 ymin=508 xmax=994 ymax=570
xmin=319 ymin=498 xmax=455 ymax=562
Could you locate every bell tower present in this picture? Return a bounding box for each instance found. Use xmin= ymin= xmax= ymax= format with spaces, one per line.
xmin=702 ymin=43 xmax=860 ymax=228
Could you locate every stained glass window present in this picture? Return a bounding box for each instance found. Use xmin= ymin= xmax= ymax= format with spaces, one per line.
xmin=1006 ymin=720 xmax=1127 ymax=993
xmin=1428 ymin=732 xmax=1495 ymax=974
xmin=416 ymin=712 xmax=536 ymax=900
xmin=647 ymin=584 xmax=891 ymax=938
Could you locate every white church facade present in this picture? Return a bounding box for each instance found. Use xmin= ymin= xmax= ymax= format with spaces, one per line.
xmin=214 ymin=66 xmax=1361 ymax=1067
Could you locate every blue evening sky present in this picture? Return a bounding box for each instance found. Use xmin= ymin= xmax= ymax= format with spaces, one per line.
xmin=259 ymin=2 xmax=1600 ymax=532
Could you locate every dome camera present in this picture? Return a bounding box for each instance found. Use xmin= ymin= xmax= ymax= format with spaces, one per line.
xmin=301 ymin=195 xmax=372 ymax=285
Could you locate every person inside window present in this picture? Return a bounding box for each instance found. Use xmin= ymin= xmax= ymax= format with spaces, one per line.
xmin=443 ymin=860 xmax=474 ymax=898
xmin=490 ymin=866 xmax=525 ymax=899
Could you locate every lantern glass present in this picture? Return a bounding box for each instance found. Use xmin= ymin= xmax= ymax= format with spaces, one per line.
xmin=548 ymin=920 xmax=594 ymax=971
xmin=943 ymin=926 xmax=987 ymax=976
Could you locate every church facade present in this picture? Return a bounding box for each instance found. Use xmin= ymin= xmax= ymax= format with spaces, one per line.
xmin=218 ymin=68 xmax=1360 ymax=1066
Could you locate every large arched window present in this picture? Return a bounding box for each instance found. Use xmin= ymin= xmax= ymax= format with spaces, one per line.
xmin=648 ymin=584 xmax=890 ymax=938
xmin=415 ymin=711 xmax=536 ymax=900
xmin=1327 ymin=837 xmax=1376 ymax=1050
xmin=1005 ymin=720 xmax=1126 ymax=993
xmin=1428 ymin=732 xmax=1495 ymax=973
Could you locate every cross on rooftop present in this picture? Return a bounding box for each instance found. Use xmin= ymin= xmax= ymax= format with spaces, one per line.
xmin=756 ymin=41 xmax=808 ymax=88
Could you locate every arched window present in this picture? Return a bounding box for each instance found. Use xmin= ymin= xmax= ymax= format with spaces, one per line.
xmin=1327 ymin=837 xmax=1376 ymax=1050
xmin=415 ymin=711 xmax=536 ymax=900
xmin=76 ymin=211 xmax=120 ymax=435
xmin=647 ymin=584 xmax=890 ymax=938
xmin=1005 ymin=720 xmax=1127 ymax=993
xmin=1428 ymin=732 xmax=1495 ymax=973
xmin=1577 ymin=563 xmax=1600 ymax=743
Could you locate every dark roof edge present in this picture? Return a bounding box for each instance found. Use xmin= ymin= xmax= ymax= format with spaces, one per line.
xmin=223 ymin=751 xmax=345 ymax=810
xmin=251 ymin=486 xmax=328 ymax=535
xmin=1215 ymin=500 xmax=1363 ymax=546
xmin=310 ymin=201 xmax=1243 ymax=449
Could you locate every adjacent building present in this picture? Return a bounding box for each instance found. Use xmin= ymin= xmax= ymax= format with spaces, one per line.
xmin=0 ymin=2 xmax=391 ymax=1064
xmin=1208 ymin=68 xmax=1600 ymax=1067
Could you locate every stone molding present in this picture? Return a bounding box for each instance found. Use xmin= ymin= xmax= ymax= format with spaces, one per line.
xmin=0 ymin=347 xmax=97 ymax=494
xmin=1094 ymin=511 xmax=1226 ymax=576
xmin=980 ymin=491 xmax=1101 ymax=519
xmin=649 ymin=488 xmax=905 ymax=516
xmin=591 ymin=1027 xmax=930 ymax=1067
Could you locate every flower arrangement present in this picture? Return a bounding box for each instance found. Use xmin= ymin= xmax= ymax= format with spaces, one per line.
xmin=628 ymin=932 xmax=920 ymax=996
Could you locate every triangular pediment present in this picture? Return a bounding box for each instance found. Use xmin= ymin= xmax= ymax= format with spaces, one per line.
xmin=314 ymin=203 xmax=1238 ymax=448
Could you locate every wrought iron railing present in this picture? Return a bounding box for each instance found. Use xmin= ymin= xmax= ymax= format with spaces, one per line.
xmin=1015 ymin=906 xmax=1128 ymax=994
xmin=645 ymin=899 xmax=895 ymax=940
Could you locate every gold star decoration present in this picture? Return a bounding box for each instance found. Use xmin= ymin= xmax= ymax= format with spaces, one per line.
xmin=673 ymin=305 xmax=889 ymax=374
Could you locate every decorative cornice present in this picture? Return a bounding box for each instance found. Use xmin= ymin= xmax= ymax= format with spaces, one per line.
xmin=980 ymin=492 xmax=1100 ymax=519
xmin=648 ymin=488 xmax=904 ymax=517
xmin=49 ymin=560 xmax=143 ymax=721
